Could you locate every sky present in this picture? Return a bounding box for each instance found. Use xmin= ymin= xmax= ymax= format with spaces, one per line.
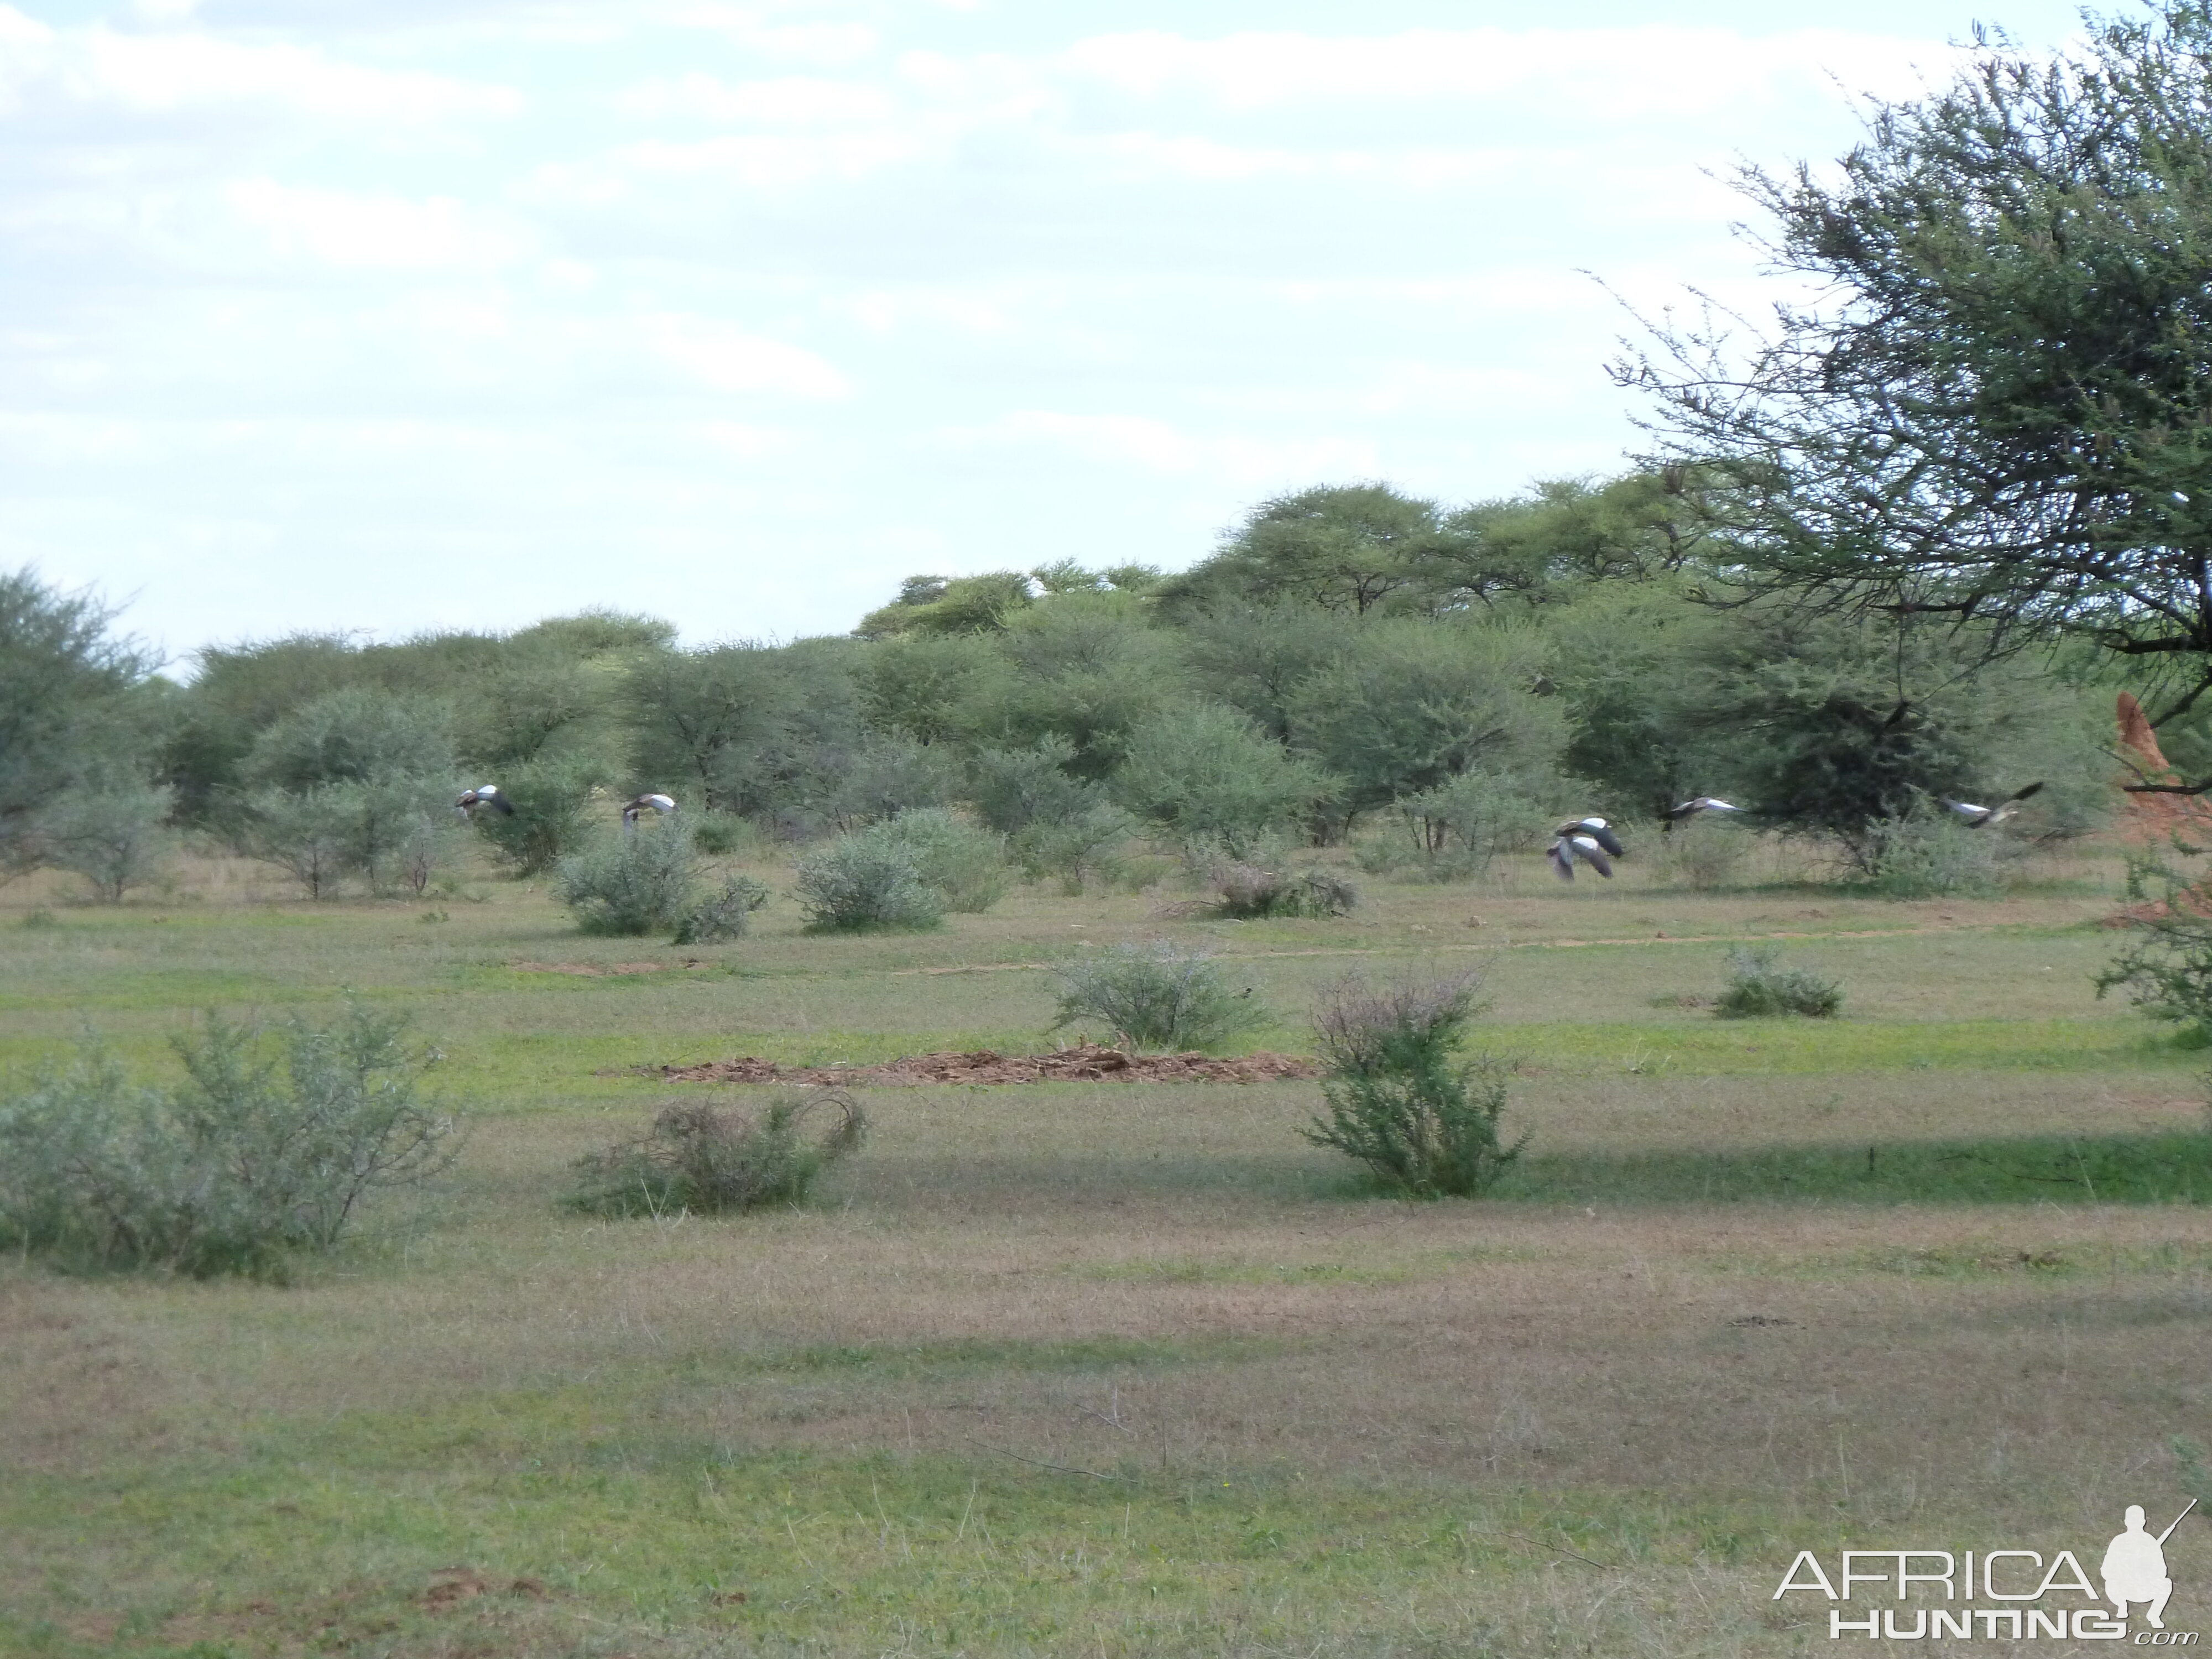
xmin=0 ymin=0 xmax=2094 ymax=668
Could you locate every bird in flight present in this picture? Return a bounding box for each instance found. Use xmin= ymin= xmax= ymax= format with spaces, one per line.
xmin=1661 ymin=796 xmax=1743 ymax=825
xmin=1549 ymin=816 xmax=1623 ymax=881
xmin=455 ymin=785 xmax=514 ymax=818
xmin=1939 ymin=781 xmax=2043 ymax=828
xmin=622 ymin=792 xmax=678 ymax=834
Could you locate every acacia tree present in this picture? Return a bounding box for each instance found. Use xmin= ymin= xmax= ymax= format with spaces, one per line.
xmin=0 ymin=570 xmax=159 ymax=870
xmin=1619 ymin=3 xmax=2212 ymax=779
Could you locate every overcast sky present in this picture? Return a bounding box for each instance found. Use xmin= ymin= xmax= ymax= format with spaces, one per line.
xmin=1 ymin=0 xmax=2089 ymax=667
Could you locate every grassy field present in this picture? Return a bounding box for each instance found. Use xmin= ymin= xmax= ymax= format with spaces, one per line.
xmin=3 ymin=843 xmax=2209 ymax=1656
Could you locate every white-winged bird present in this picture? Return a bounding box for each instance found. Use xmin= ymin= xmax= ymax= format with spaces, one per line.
xmin=1556 ymin=816 xmax=1624 ymax=857
xmin=1661 ymin=796 xmax=1744 ymax=827
xmin=622 ymin=792 xmax=677 ymax=835
xmin=1939 ymin=781 xmax=2043 ymax=828
xmin=1548 ymin=831 xmax=1615 ymax=882
xmin=455 ymin=785 xmax=514 ymax=819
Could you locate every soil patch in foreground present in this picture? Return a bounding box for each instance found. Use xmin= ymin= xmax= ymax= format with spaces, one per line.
xmin=642 ymin=1043 xmax=1322 ymax=1087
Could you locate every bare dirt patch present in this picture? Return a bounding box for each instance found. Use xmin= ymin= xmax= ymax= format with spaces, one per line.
xmin=641 ymin=1042 xmax=1322 ymax=1087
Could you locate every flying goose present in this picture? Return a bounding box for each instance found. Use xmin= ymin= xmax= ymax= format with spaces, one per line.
xmin=455 ymin=785 xmax=514 ymax=818
xmin=622 ymin=792 xmax=677 ymax=834
xmin=1555 ymin=816 xmax=1624 ymax=857
xmin=1548 ymin=831 xmax=1615 ymax=882
xmin=1939 ymin=781 xmax=2043 ymax=828
xmin=1661 ymin=796 xmax=1743 ymax=825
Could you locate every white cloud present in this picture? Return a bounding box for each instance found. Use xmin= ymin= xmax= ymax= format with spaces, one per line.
xmin=61 ymin=28 xmax=521 ymax=120
xmin=613 ymin=129 xmax=925 ymax=186
xmin=227 ymin=179 xmax=531 ymax=270
xmin=648 ymin=316 xmax=848 ymax=399
xmin=613 ymin=72 xmax=893 ymax=124
xmin=950 ymin=411 xmax=1380 ymax=487
xmin=1061 ymin=27 xmax=1961 ymax=115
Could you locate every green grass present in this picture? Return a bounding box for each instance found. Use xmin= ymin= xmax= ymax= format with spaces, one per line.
xmin=1499 ymin=1129 xmax=2212 ymax=1206
xmin=6 ymin=848 xmax=2210 ymax=1656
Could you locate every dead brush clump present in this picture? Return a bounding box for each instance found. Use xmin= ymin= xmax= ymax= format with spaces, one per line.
xmin=1206 ymin=862 xmax=1358 ymax=920
xmin=565 ymin=1092 xmax=864 ymax=1218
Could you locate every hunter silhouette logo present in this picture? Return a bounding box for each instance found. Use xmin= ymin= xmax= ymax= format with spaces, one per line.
xmin=2106 ymin=1501 xmax=2194 ymax=1631
xmin=1774 ymin=1496 xmax=2201 ymax=1641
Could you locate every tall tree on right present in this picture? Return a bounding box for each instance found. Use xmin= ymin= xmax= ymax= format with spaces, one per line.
xmin=1618 ymin=3 xmax=2212 ymax=770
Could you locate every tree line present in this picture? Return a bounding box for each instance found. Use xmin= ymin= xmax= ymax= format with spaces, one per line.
xmin=0 ymin=465 xmax=2122 ymax=902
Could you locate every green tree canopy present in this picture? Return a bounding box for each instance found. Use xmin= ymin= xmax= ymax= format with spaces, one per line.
xmin=1621 ymin=1 xmax=2212 ymax=751
xmin=1158 ymin=483 xmax=1456 ymax=618
xmin=0 ymin=569 xmax=160 ymax=868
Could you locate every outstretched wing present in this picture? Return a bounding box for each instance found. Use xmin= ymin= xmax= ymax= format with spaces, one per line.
xmin=1585 ymin=823 xmax=1625 ymax=858
xmin=1572 ymin=836 xmax=1614 ymax=878
xmin=2008 ymin=781 xmax=2045 ymax=804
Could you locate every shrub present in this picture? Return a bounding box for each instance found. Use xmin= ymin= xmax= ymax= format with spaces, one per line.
xmin=969 ymin=738 xmax=1100 ymax=833
xmin=1647 ymin=816 xmax=1751 ymax=892
xmin=1011 ymin=803 xmax=1139 ymax=895
xmin=1115 ymin=702 xmax=1333 ymax=858
xmin=39 ymin=780 xmax=178 ymax=902
xmin=1206 ymin=862 xmax=1358 ymax=919
xmin=1048 ymin=940 xmax=1266 ymax=1052
xmin=0 ymin=1006 xmax=457 ymax=1277
xmin=1301 ymin=971 xmax=1525 ymax=1197
xmin=236 ymin=784 xmax=358 ymax=899
xmin=1858 ymin=806 xmax=2002 ymax=898
xmin=469 ymin=759 xmax=602 ymax=875
xmin=394 ymin=810 xmax=466 ymax=899
xmin=792 ymin=833 xmax=941 ymax=932
xmin=689 ymin=812 xmax=764 ymax=857
xmin=672 ymin=876 xmax=771 ymax=944
xmin=555 ymin=822 xmax=699 ymax=935
xmin=1374 ymin=770 xmax=1556 ymax=883
xmin=236 ymin=776 xmax=457 ymax=898
xmin=2096 ymin=843 xmax=2212 ymax=1044
xmin=565 ymin=1093 xmax=864 ymax=1217
xmin=885 ymin=808 xmax=1009 ymax=913
xmin=1715 ymin=946 xmax=1843 ymax=1018
xmin=791 ymin=811 xmax=1007 ymax=931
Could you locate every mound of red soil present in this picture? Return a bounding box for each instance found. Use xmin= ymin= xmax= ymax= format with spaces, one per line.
xmin=644 ymin=1043 xmax=1321 ymax=1087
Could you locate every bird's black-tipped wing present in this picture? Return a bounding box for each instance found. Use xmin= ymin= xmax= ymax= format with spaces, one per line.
xmin=1572 ymin=837 xmax=1615 ymax=878
xmin=488 ymin=794 xmax=515 ymax=815
xmin=2008 ymin=781 xmax=2045 ymax=804
xmin=1585 ymin=823 xmax=1625 ymax=857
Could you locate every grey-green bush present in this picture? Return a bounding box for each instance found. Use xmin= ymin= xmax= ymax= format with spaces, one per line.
xmin=566 ymin=1093 xmax=863 ymax=1218
xmin=1301 ymin=971 xmax=1524 ymax=1197
xmin=38 ymin=780 xmax=177 ymax=902
xmin=884 ymin=808 xmax=1008 ymax=913
xmin=1716 ymin=946 xmax=1843 ymax=1018
xmin=0 ymin=1006 xmax=457 ymax=1277
xmin=792 ymin=811 xmax=1007 ymax=931
xmin=1048 ymin=940 xmax=1266 ymax=1052
xmin=1858 ymin=806 xmax=2004 ymax=898
xmin=1115 ymin=702 xmax=1332 ymax=858
xmin=468 ymin=758 xmax=603 ymax=875
xmin=792 ymin=831 xmax=943 ymax=932
xmin=1011 ymin=802 xmax=1139 ymax=894
xmin=555 ymin=822 xmax=699 ymax=935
